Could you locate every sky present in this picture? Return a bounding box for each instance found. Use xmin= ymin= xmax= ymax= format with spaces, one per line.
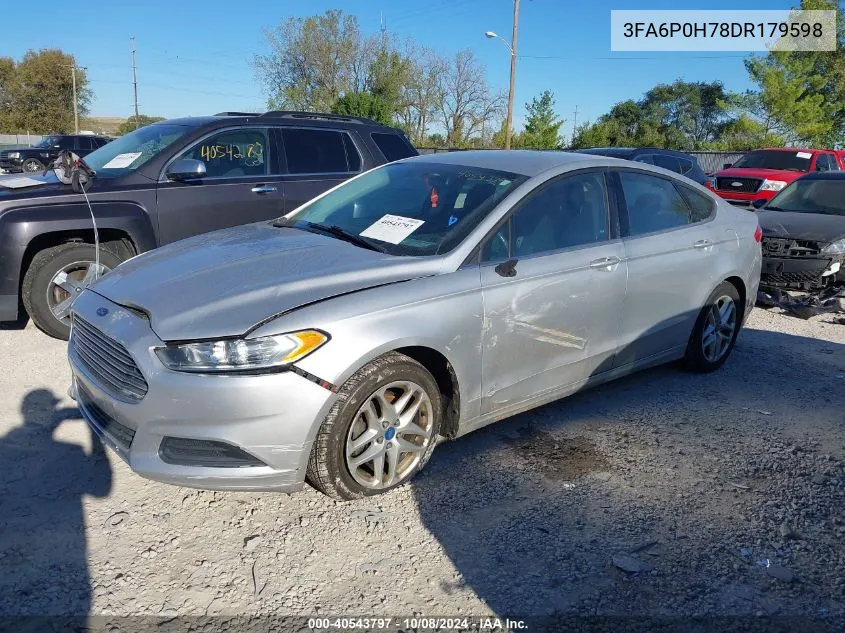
xmin=0 ymin=0 xmax=799 ymax=138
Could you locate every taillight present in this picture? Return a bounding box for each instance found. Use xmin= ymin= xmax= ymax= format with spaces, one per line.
xmin=754 ymin=225 xmax=763 ymax=243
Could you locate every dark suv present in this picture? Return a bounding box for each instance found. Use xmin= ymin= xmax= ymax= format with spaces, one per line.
xmin=577 ymin=147 xmax=708 ymax=185
xmin=0 ymin=134 xmax=112 ymax=174
xmin=0 ymin=111 xmax=417 ymax=339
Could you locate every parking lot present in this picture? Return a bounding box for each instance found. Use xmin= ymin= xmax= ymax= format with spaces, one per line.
xmin=0 ymin=307 xmax=843 ymax=625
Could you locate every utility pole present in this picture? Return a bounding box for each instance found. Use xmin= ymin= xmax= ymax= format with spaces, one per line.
xmin=71 ymin=64 xmax=79 ymax=134
xmin=131 ymin=36 xmax=140 ymax=129
xmin=572 ymin=105 xmax=579 ymax=144
xmin=505 ymin=0 xmax=520 ymax=150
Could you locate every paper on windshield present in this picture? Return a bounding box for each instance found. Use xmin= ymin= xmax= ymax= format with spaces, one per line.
xmin=0 ymin=176 xmax=44 ymax=189
xmin=102 ymin=152 xmax=142 ymax=169
xmin=360 ymin=214 xmax=425 ymax=244
xmin=796 ymin=152 xmax=813 ymax=159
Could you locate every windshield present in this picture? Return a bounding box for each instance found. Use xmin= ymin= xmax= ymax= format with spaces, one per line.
xmin=83 ymin=123 xmax=191 ymax=177
xmin=766 ymin=178 xmax=845 ymax=216
xmin=732 ymin=150 xmax=811 ymax=172
xmin=34 ymin=136 xmax=61 ymax=148
xmin=285 ymin=161 xmax=526 ymax=256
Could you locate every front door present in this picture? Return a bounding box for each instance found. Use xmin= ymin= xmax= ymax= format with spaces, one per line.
xmin=155 ymin=127 xmax=284 ymax=245
xmin=478 ymin=170 xmax=627 ymax=415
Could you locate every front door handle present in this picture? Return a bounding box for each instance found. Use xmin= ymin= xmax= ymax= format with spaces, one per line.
xmin=251 ymin=185 xmax=277 ymax=194
xmin=693 ymin=239 xmax=712 ymax=249
xmin=589 ymin=256 xmax=620 ymax=270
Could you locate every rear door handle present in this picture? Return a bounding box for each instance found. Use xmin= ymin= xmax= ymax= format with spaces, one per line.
xmin=251 ymin=185 xmax=277 ymax=194
xmin=694 ymin=239 xmax=712 ymax=249
xmin=589 ymin=256 xmax=621 ymax=270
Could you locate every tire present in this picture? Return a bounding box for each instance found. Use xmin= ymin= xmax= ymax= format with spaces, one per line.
xmin=22 ymin=242 xmax=123 ymax=340
xmin=683 ymin=281 xmax=742 ymax=373
xmin=306 ymin=352 xmax=443 ymax=500
xmin=22 ymin=158 xmax=45 ymax=173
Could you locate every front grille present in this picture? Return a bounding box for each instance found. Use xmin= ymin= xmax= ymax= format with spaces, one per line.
xmin=762 ymin=238 xmax=823 ymax=257
xmin=716 ymin=177 xmax=762 ymax=193
xmin=77 ymin=384 xmax=136 ymax=451
xmin=761 ymin=267 xmax=829 ymax=286
xmin=70 ymin=315 xmax=148 ymax=401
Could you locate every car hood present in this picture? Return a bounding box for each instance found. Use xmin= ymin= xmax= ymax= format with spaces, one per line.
xmin=0 ymin=171 xmax=66 ymax=201
xmin=89 ymin=223 xmax=444 ymax=341
xmin=715 ymin=167 xmax=806 ymax=181
xmin=757 ymin=209 xmax=845 ymax=244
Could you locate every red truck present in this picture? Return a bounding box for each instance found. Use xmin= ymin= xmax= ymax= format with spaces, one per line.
xmin=705 ymin=148 xmax=842 ymax=207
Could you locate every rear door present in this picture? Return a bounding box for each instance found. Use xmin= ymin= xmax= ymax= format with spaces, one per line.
xmin=279 ymin=127 xmax=364 ymax=213
xmin=611 ymin=168 xmax=721 ymax=367
xmin=155 ymin=126 xmax=284 ymax=244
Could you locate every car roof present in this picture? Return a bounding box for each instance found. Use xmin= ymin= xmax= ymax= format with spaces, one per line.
xmin=155 ymin=112 xmax=403 ymax=132
xmin=798 ymin=171 xmax=845 ymax=180
xmin=404 ymin=150 xmax=623 ymax=177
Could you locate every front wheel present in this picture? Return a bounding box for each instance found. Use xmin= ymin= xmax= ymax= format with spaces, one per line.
xmin=306 ymin=352 xmax=442 ymax=500
xmin=22 ymin=158 xmax=45 ymax=173
xmin=683 ymin=281 xmax=742 ymax=373
xmin=21 ymin=242 xmax=122 ymax=340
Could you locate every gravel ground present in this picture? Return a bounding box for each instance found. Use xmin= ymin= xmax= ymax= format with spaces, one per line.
xmin=0 ymin=308 xmax=843 ymax=630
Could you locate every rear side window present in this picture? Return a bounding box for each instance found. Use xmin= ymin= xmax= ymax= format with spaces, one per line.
xmin=371 ymin=132 xmax=416 ymax=162
xmin=78 ymin=137 xmax=94 ymax=150
xmin=653 ymin=154 xmax=682 ymax=174
xmin=618 ymin=170 xmax=691 ymax=236
xmin=282 ymin=128 xmax=361 ymax=174
xmin=679 ymin=185 xmax=715 ymax=222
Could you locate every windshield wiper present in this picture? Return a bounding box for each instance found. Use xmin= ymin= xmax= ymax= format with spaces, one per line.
xmin=300 ymin=222 xmax=385 ymax=252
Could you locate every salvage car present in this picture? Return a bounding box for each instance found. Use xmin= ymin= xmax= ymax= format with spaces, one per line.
xmin=0 ymin=111 xmax=416 ymax=340
xmin=705 ymin=147 xmax=840 ymax=207
xmin=0 ymin=134 xmax=111 ymax=174
xmin=578 ymin=147 xmax=708 ymax=185
xmin=754 ymin=172 xmax=845 ymax=291
xmin=68 ymin=151 xmax=762 ymax=500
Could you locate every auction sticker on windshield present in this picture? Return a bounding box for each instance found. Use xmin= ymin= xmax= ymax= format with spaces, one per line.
xmin=796 ymin=152 xmax=813 ymax=159
xmin=102 ymin=152 xmax=143 ymax=169
xmin=360 ymin=214 xmax=425 ymax=244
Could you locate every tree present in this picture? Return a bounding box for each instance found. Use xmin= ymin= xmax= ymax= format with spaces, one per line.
xmin=639 ymin=80 xmax=731 ymax=148
xmin=436 ymin=50 xmax=505 ymax=147
xmin=397 ymin=45 xmax=446 ymax=145
xmin=742 ymin=0 xmax=845 ymax=146
xmin=331 ymin=92 xmax=392 ymax=126
xmin=521 ymin=90 xmax=563 ymax=149
xmin=0 ymin=50 xmax=91 ymax=134
xmin=710 ymin=115 xmax=785 ymax=151
xmin=254 ymin=10 xmax=371 ymax=112
xmin=116 ymin=115 xmax=165 ymax=136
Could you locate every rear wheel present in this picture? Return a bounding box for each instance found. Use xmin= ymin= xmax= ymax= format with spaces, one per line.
xmin=22 ymin=242 xmax=122 ymax=340
xmin=22 ymin=158 xmax=45 ymax=173
xmin=683 ymin=281 xmax=741 ymax=373
xmin=306 ymin=352 xmax=442 ymax=500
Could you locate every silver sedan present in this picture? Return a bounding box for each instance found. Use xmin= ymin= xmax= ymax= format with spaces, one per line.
xmin=68 ymin=151 xmax=762 ymax=500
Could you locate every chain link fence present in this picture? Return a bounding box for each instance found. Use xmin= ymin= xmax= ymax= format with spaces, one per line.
xmin=416 ymin=147 xmax=748 ymax=175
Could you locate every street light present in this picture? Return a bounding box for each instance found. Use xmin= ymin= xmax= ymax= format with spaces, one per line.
xmin=484 ymin=0 xmax=519 ymax=150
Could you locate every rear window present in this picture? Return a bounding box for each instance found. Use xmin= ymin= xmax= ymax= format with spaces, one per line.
xmin=371 ymin=132 xmax=416 ymax=162
xmin=653 ymin=154 xmax=682 ymax=174
xmin=282 ymin=128 xmax=361 ymax=174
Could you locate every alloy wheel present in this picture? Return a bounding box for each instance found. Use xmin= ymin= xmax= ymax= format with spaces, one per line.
xmin=47 ymin=261 xmax=109 ymax=324
xmin=701 ymin=294 xmax=736 ymax=363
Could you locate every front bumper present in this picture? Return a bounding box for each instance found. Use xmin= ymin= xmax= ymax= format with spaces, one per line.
xmin=760 ymin=255 xmax=840 ymax=291
xmin=0 ymin=158 xmax=24 ymax=173
xmin=67 ymin=290 xmax=337 ymax=492
xmin=707 ymin=187 xmax=775 ymax=207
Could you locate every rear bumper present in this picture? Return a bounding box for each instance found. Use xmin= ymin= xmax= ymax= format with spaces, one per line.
xmin=68 ymin=290 xmax=337 ymax=492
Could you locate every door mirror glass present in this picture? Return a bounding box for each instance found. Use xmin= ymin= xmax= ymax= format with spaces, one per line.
xmin=166 ymin=158 xmax=207 ymax=181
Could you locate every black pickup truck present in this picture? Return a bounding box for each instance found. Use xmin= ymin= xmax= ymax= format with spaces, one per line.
xmin=0 ymin=111 xmax=418 ymax=339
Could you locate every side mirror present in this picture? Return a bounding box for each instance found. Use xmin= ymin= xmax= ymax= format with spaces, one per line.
xmin=752 ymin=198 xmax=767 ymax=209
xmin=166 ymin=158 xmax=206 ymax=181
xmin=723 ymin=163 xmax=733 ymax=169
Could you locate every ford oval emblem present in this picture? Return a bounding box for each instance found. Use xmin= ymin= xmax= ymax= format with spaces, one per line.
xmin=731 ymin=181 xmax=743 ymax=187
xmin=96 ymin=307 xmax=109 ymax=317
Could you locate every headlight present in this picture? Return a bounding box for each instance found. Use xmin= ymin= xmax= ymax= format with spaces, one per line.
xmin=821 ymin=238 xmax=845 ymax=255
xmin=154 ymin=330 xmax=328 ymax=373
xmin=759 ymin=179 xmax=787 ymax=192
xmin=7 ymin=152 xmax=20 ymax=159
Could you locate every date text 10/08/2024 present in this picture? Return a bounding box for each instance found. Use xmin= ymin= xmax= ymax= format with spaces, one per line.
xmin=307 ymin=617 xmax=529 ymax=631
